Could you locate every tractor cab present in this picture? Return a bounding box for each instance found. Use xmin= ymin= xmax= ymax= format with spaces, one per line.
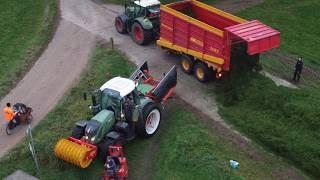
xmin=125 ymin=0 xmax=160 ymax=18
xmin=99 ymin=77 xmax=140 ymax=121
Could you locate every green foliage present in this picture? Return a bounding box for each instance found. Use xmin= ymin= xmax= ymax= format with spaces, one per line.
xmin=237 ymin=0 xmax=320 ymax=68
xmin=0 ymin=0 xmax=57 ymax=98
xmin=215 ymin=56 xmax=320 ymax=178
xmin=152 ymin=106 xmax=241 ymax=180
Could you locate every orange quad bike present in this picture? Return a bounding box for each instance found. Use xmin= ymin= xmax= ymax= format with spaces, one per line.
xmin=6 ymin=103 xmax=33 ymax=135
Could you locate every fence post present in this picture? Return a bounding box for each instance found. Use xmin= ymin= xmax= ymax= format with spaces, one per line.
xmin=110 ymin=37 xmax=114 ymax=50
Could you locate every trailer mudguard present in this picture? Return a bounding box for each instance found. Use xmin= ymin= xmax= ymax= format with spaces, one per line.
xmin=134 ymin=17 xmax=153 ymax=30
xmin=151 ymin=65 xmax=177 ymax=101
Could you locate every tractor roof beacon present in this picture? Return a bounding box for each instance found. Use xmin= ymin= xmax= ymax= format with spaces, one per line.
xmin=54 ymin=61 xmax=177 ymax=169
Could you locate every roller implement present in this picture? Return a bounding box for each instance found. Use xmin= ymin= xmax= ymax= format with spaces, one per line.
xmin=54 ymin=62 xmax=177 ymax=168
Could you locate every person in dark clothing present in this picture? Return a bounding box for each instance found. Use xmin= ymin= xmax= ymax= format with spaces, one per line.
xmin=293 ymin=57 xmax=303 ymax=82
xmin=105 ymin=156 xmax=117 ymax=178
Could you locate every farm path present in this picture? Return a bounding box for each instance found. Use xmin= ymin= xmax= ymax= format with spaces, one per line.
xmin=0 ymin=18 xmax=96 ymax=156
xmin=0 ymin=0 xmax=305 ymax=179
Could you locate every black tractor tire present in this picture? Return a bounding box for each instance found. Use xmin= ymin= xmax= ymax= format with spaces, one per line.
xmin=180 ymin=54 xmax=194 ymax=74
xmin=98 ymin=138 xmax=115 ymax=162
xmin=71 ymin=126 xmax=85 ymax=139
xmin=136 ymin=103 xmax=162 ymax=138
xmin=115 ymin=16 xmax=127 ymax=34
xmin=194 ymin=62 xmax=211 ymax=82
xmin=131 ymin=22 xmax=153 ymax=45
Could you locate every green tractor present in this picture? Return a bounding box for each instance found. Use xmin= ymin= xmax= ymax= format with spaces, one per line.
xmin=54 ymin=62 xmax=177 ymax=168
xmin=115 ymin=0 xmax=160 ymax=45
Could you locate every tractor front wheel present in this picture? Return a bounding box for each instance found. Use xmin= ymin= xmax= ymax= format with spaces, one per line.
xmin=115 ymin=17 xmax=127 ymax=34
xmin=137 ymin=103 xmax=161 ymax=137
xmin=131 ymin=22 xmax=152 ymax=45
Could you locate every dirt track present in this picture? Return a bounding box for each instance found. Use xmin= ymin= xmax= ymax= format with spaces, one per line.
xmin=0 ymin=0 xmax=305 ymax=179
xmin=0 ymin=20 xmax=96 ymax=156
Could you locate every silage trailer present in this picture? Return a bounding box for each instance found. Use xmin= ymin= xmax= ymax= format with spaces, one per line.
xmin=156 ymin=0 xmax=280 ymax=81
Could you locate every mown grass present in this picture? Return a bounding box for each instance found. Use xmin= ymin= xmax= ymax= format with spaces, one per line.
xmin=0 ymin=45 xmax=295 ymax=179
xmin=212 ymin=51 xmax=320 ymax=178
xmin=237 ymin=0 xmax=320 ymax=68
xmin=213 ymin=1 xmax=320 ymax=177
xmin=0 ymin=0 xmax=57 ymax=98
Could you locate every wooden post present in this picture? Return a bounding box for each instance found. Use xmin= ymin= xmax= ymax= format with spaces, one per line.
xmin=110 ymin=37 xmax=114 ymax=50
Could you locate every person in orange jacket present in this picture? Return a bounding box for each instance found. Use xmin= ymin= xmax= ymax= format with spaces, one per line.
xmin=3 ymin=103 xmax=17 ymax=128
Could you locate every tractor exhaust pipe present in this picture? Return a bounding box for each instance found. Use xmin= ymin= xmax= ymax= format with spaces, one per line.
xmin=91 ymin=95 xmax=97 ymax=106
xmin=91 ymin=95 xmax=100 ymax=115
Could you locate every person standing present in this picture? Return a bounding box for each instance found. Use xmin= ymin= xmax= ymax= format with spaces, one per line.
xmin=293 ymin=57 xmax=303 ymax=82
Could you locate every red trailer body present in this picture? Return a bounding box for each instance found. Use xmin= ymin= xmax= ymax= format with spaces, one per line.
xmin=157 ymin=0 xmax=280 ymax=80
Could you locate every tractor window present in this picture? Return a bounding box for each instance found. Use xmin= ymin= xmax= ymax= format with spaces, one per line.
xmin=85 ymin=120 xmax=101 ymax=137
xmin=101 ymin=88 xmax=122 ymax=119
xmin=147 ymin=5 xmax=160 ymax=13
xmin=134 ymin=5 xmax=146 ymax=17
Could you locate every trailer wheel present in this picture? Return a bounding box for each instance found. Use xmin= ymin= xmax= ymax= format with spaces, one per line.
xmin=194 ymin=62 xmax=210 ymax=82
xmin=98 ymin=138 xmax=115 ymax=162
xmin=71 ymin=126 xmax=85 ymax=139
xmin=131 ymin=22 xmax=152 ymax=45
xmin=115 ymin=17 xmax=127 ymax=34
xmin=137 ymin=103 xmax=161 ymax=137
xmin=181 ymin=55 xmax=194 ymax=74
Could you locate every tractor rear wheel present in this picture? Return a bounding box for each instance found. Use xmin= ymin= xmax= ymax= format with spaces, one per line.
xmin=194 ymin=62 xmax=211 ymax=82
xmin=71 ymin=126 xmax=85 ymax=139
xmin=131 ymin=22 xmax=152 ymax=45
xmin=137 ymin=103 xmax=161 ymax=137
xmin=180 ymin=54 xmax=194 ymax=74
xmin=98 ymin=138 xmax=115 ymax=162
xmin=115 ymin=17 xmax=127 ymax=34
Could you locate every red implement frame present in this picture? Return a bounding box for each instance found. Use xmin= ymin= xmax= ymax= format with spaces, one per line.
xmin=103 ymin=144 xmax=128 ymax=180
xmin=67 ymin=137 xmax=97 ymax=160
xmin=142 ymin=70 xmax=176 ymax=103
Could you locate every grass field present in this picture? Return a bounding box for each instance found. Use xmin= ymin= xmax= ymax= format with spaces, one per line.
xmin=0 ymin=0 xmax=57 ymax=98
xmin=211 ymin=51 xmax=320 ymax=178
xmin=0 ymin=44 xmax=302 ymax=180
xmin=237 ymin=0 xmax=320 ymax=68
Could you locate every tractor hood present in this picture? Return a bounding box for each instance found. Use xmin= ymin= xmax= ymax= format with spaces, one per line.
xmin=85 ymin=110 xmax=115 ymax=144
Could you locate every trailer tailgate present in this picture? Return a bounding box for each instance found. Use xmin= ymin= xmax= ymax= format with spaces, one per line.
xmin=225 ymin=20 xmax=280 ymax=55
